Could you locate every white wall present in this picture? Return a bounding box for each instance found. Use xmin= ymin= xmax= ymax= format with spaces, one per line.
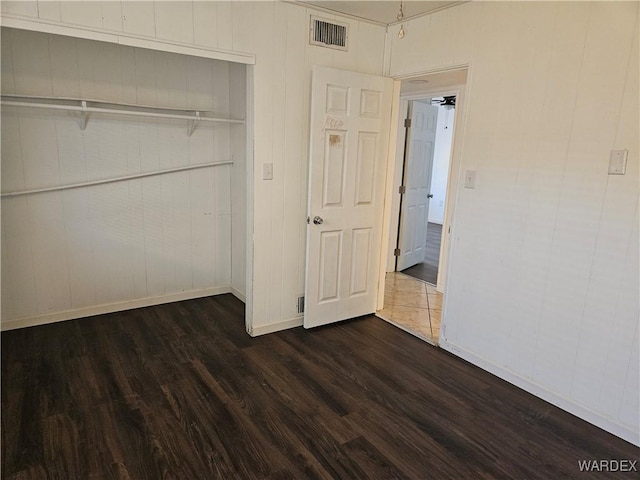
xmin=240 ymin=3 xmax=386 ymax=335
xmin=388 ymin=2 xmax=639 ymax=444
xmin=428 ymin=105 xmax=454 ymax=225
xmin=1 ymin=27 xmax=246 ymax=327
xmin=0 ymin=1 xmax=387 ymax=335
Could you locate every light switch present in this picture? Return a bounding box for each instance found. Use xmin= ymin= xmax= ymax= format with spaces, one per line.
xmin=464 ymin=170 xmax=476 ymax=189
xmin=263 ymin=163 xmax=273 ymax=180
xmin=608 ymin=149 xmax=628 ymax=175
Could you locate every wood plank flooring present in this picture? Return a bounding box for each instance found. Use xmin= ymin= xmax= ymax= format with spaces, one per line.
xmin=2 ymin=294 xmax=638 ymax=479
xmin=401 ymin=222 xmax=442 ymax=285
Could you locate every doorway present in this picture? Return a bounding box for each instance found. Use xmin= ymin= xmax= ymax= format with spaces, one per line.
xmin=398 ymin=96 xmax=456 ymax=286
xmin=377 ymin=68 xmax=467 ymax=345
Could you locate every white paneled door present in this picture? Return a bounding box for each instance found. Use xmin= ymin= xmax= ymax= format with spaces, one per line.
xmin=304 ymin=66 xmax=393 ymax=329
xmin=397 ymin=101 xmax=438 ymax=271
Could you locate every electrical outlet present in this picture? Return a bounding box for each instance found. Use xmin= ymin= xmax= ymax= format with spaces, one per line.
xmin=608 ymin=150 xmax=628 ymax=175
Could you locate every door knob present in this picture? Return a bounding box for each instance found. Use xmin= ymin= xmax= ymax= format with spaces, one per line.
xmin=313 ymin=216 xmax=324 ymax=225
xmin=427 ymin=193 xmax=434 ymax=198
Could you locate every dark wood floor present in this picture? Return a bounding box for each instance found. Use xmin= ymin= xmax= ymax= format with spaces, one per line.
xmin=402 ymin=222 xmax=442 ymax=285
xmin=2 ymin=295 xmax=637 ymax=479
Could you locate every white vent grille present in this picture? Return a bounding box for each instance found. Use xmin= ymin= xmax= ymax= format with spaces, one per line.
xmin=310 ymin=16 xmax=348 ymax=51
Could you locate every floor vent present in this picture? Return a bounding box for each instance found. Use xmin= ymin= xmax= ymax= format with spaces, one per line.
xmin=297 ymin=295 xmax=305 ymax=314
xmin=310 ymin=16 xmax=349 ymax=51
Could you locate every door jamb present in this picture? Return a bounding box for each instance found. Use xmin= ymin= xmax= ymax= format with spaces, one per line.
xmin=394 ymin=100 xmax=413 ymax=273
xmin=245 ymin=65 xmax=255 ymax=336
xmin=377 ymin=79 xmax=403 ymax=311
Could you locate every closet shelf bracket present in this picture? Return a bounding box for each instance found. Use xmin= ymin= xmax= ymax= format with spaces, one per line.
xmin=80 ymin=100 xmax=89 ymax=130
xmin=187 ymin=111 xmax=200 ymax=137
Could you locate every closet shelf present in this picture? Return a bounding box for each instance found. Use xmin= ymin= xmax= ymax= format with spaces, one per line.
xmin=0 ymin=94 xmax=244 ymax=136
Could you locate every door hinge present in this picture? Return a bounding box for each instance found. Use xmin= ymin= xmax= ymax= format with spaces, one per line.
xmin=394 ymin=248 xmax=401 ymax=256
xmin=398 ymin=185 xmax=406 ymax=194
xmin=404 ymin=118 xmax=412 ymax=128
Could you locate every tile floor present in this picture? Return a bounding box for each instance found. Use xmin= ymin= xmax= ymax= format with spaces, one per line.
xmin=376 ymin=272 xmax=442 ymax=345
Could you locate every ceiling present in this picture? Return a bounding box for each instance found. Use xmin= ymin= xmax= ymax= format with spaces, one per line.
xmin=399 ymin=68 xmax=468 ymax=95
xmin=296 ymin=1 xmax=462 ymax=25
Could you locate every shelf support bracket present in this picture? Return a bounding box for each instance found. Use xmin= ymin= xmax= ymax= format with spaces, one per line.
xmin=187 ymin=111 xmax=200 ymax=137
xmin=79 ymin=100 xmax=89 ymax=130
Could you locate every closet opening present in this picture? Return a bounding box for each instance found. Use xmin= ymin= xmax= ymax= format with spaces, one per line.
xmin=0 ymin=27 xmax=250 ymax=332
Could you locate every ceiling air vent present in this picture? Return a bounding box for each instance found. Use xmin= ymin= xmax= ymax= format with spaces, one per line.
xmin=310 ymin=16 xmax=349 ymax=51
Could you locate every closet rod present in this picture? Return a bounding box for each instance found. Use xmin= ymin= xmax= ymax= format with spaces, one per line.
xmin=2 ymin=95 xmax=244 ymax=124
xmin=1 ymin=161 xmax=233 ymax=198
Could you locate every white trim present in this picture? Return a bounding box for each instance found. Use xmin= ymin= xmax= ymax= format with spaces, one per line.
xmin=440 ymin=338 xmax=640 ymax=447
xmin=244 ymin=66 xmax=255 ymax=336
xmin=378 ymin=79 xmax=403 ymax=310
xmin=392 ymin=65 xmax=470 ymax=82
xmin=435 ymin=86 xmax=465 ymax=294
xmin=286 ymin=1 xmax=386 ymax=27
xmin=400 ymin=89 xmax=461 ymax=102
xmin=230 ymin=287 xmax=246 ymax=303
xmin=1 ymin=286 xmax=232 ymax=331
xmin=248 ymin=316 xmax=303 ymax=337
xmin=289 ymin=0 xmax=468 ymax=28
xmin=119 ymin=35 xmax=254 ymax=65
xmin=0 ymin=16 xmax=256 ymax=65
xmin=386 ymin=96 xmax=409 ymax=273
xmin=1 ymin=15 xmax=118 ymax=42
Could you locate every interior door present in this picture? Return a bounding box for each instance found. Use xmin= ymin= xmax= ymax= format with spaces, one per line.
xmin=396 ymin=101 xmax=438 ymax=271
xmin=304 ymin=66 xmax=393 ymax=329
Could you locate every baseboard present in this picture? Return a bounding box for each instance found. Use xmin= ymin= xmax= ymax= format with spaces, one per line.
xmin=230 ymin=287 xmax=246 ymax=303
xmin=440 ymin=338 xmax=640 ymax=447
xmin=1 ymin=286 xmax=232 ymax=331
xmin=248 ymin=315 xmax=303 ymax=337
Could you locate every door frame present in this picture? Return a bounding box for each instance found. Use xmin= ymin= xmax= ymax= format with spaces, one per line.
xmin=377 ymin=67 xmax=470 ymax=335
xmin=245 ymin=65 xmax=255 ymax=335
